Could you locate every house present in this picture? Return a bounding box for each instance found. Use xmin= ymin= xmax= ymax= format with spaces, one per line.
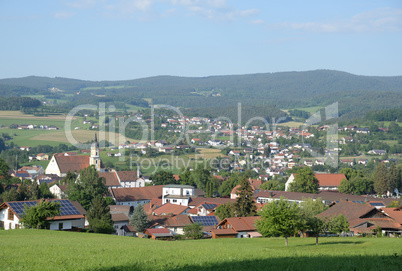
xmin=340 ymin=159 xmax=354 ymax=166
xmin=317 ymin=201 xmax=402 ymax=236
xmin=100 ymin=170 xmax=145 ymax=189
xmin=0 ymin=199 xmax=85 ymax=230
xmin=111 ymin=213 xmax=130 ymax=234
xmin=162 ymin=185 xmax=194 ymax=206
xmin=36 ymin=153 xmax=49 ymax=161
xmin=45 ymin=134 xmax=104 ymax=177
xmin=120 ymin=225 xmax=137 ymax=237
xmin=49 ymin=184 xmax=68 ymax=199
xmin=19 ymin=165 xmax=45 ymax=179
xmin=285 ymin=173 xmax=347 ymax=191
xmin=148 ymin=215 xmax=192 ymax=235
xmin=152 ymin=203 xmax=189 ymax=216
xmin=356 ymin=127 xmax=370 ymax=134
xmin=110 ymin=185 xmax=164 ymax=207
xmin=381 ymin=206 xmax=402 ymax=228
xmin=144 ymin=227 xmax=173 ymax=240
xmin=368 ymin=150 xmax=386 ymax=155
xmin=215 ymin=217 xmax=261 ymax=238
xmin=191 ymin=216 xmax=221 ymax=233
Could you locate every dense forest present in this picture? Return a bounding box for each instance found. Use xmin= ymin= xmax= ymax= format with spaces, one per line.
xmin=0 ymin=97 xmax=41 ymax=110
xmin=1 ymin=70 xmax=401 ymax=120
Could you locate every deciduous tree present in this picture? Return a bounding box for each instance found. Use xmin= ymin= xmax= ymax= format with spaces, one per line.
xmin=256 ymin=197 xmax=303 ymax=246
xmin=184 ymin=223 xmax=203 ymax=239
xmin=289 ymin=167 xmax=319 ymax=193
xmin=20 ymin=200 xmax=61 ymax=229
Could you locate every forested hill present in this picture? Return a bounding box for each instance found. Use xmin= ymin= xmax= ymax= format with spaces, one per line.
xmin=1 ymin=70 xmax=401 ymax=119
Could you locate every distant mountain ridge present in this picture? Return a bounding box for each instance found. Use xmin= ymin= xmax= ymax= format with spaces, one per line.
xmin=1 ymin=70 xmax=401 ymax=119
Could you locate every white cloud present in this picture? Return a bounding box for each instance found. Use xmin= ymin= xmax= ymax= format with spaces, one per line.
xmin=251 ymin=19 xmax=264 ymax=25
xmin=273 ymin=8 xmax=402 ymax=33
xmin=53 ymin=11 xmax=76 ymax=19
xmin=62 ymin=0 xmax=258 ymax=21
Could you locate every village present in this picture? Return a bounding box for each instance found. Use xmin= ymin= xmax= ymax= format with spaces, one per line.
xmin=1 ymin=130 xmax=401 ymax=240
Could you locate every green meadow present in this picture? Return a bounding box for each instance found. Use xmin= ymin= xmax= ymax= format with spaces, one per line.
xmin=0 ymin=230 xmax=401 ymax=271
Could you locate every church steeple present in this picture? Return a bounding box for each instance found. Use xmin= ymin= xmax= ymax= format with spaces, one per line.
xmin=90 ymin=133 xmax=102 ymax=171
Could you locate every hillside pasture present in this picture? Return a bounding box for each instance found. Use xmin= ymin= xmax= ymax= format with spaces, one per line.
xmin=0 ymin=230 xmax=401 ymax=271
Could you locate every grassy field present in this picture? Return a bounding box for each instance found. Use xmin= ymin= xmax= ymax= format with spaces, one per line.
xmin=196 ymin=148 xmax=224 ymax=159
xmin=0 ymin=230 xmax=401 ymax=271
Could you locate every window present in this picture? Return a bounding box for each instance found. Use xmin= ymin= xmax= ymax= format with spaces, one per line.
xmin=8 ymin=209 xmax=14 ymax=221
xmin=59 ymin=223 xmax=63 ymax=230
xmin=173 ymin=199 xmax=177 ymax=203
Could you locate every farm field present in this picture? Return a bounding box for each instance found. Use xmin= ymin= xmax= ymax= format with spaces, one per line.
xmin=195 ymin=148 xmax=223 ymax=159
xmin=0 ymin=230 xmax=401 ymax=271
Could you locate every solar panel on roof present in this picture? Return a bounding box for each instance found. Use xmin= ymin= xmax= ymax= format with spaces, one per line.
xmin=8 ymin=201 xmax=37 ymax=217
xmin=369 ymin=202 xmax=384 ymax=206
xmin=192 ymin=216 xmax=219 ymax=226
xmin=201 ymin=204 xmax=217 ymax=210
xmin=8 ymin=200 xmax=81 ymax=217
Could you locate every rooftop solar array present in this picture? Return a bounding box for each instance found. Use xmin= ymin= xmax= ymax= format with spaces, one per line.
xmin=201 ymin=204 xmax=217 ymax=210
xmin=192 ymin=216 xmax=219 ymax=226
xmin=8 ymin=200 xmax=81 ymax=217
xmin=351 ymin=201 xmax=366 ymax=204
xmin=53 ymin=200 xmax=81 ymax=216
xmin=369 ymin=202 xmax=385 ymax=206
xmin=8 ymin=201 xmax=37 ymax=217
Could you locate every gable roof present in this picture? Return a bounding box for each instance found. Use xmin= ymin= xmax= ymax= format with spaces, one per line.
xmin=188 ymin=197 xmax=236 ymax=208
xmin=0 ymin=199 xmax=85 ymax=220
xmin=382 ymin=207 xmax=402 ymax=225
xmin=315 ymin=173 xmax=346 ymax=187
xmin=148 ymin=214 xmax=192 ymax=227
xmin=152 ymin=203 xmax=189 ymax=216
xmin=218 ymin=216 xmax=260 ymax=232
xmin=117 ymin=171 xmax=140 ymax=182
xmin=54 ymin=155 xmax=90 ymax=173
xmin=99 ymin=172 xmax=120 ymax=187
xmin=316 ymin=201 xmax=388 ymax=229
xmin=111 ymin=213 xmax=129 ymax=222
xmin=110 ymin=186 xmax=164 ymax=203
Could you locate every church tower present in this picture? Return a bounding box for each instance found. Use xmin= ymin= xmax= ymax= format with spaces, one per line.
xmin=89 ymin=133 xmax=102 ymax=171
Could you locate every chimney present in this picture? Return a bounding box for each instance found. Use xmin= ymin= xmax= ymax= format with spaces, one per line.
xmin=137 ymin=164 xmax=140 ymax=178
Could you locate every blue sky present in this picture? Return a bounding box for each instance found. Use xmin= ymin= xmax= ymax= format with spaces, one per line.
xmin=1 ymin=0 xmax=401 ymax=80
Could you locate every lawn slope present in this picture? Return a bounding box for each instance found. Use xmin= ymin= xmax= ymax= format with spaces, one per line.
xmin=0 ymin=230 xmax=401 ymax=271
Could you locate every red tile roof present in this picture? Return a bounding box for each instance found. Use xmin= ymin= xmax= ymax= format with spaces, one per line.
xmin=315 ymin=173 xmax=346 ymax=187
xmin=111 ymin=213 xmax=129 ymax=222
xmin=54 ymin=155 xmax=90 ymax=173
xmin=211 ymin=228 xmax=238 ymax=235
xmin=111 ymin=186 xmax=164 ymax=203
xmin=146 ymin=228 xmax=171 ymax=234
xmin=148 ymin=215 xmax=192 ymax=227
xmin=382 ymin=207 xmax=402 ymax=225
xmin=117 ymin=171 xmax=140 ymax=183
xmin=218 ymin=216 xmax=261 ymax=232
xmin=152 ymin=203 xmax=189 ymax=216
xmin=99 ymin=172 xmax=120 ymax=187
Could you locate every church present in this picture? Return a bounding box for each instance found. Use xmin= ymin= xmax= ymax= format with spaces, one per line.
xmin=45 ymin=134 xmax=105 ymax=177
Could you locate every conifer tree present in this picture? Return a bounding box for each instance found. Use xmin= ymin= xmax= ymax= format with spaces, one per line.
xmin=130 ymin=204 xmax=149 ymax=233
xmin=388 ymin=163 xmax=397 ymax=194
xmin=234 ymin=177 xmax=256 ymax=217
xmin=87 ymin=195 xmax=114 ymax=234
xmin=373 ymin=163 xmax=388 ymax=195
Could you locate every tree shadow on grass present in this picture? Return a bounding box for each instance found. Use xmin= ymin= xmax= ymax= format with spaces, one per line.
xmin=293 ymin=240 xmax=366 ymax=246
xmin=92 ymin=254 xmax=402 ymax=271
